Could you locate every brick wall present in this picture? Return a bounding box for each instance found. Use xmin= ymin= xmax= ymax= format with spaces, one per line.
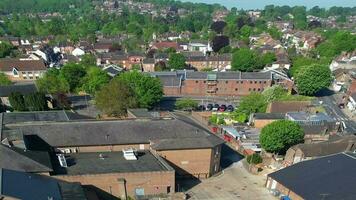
xmin=155 ymin=146 xmax=221 ymax=179
xmin=54 ymin=171 xmax=175 ymax=199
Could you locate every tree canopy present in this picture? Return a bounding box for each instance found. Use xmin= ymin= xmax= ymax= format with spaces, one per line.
xmin=117 ymin=71 xmax=163 ymax=108
xmin=295 ymin=64 xmax=332 ymax=96
xmin=168 ymin=53 xmax=186 ymax=70
xmin=212 ymin=35 xmax=229 ymax=53
xmin=0 ymin=73 xmax=11 ymax=85
xmin=36 ymin=68 xmax=70 ymax=94
xmin=175 ymin=98 xmax=198 ymax=111
xmin=95 ymin=79 xmax=137 ymax=117
xmin=81 ymin=67 xmax=110 ymax=95
xmin=60 ymin=63 xmax=87 ymax=92
xmin=260 ymin=120 xmax=304 ymax=154
xmin=8 ymin=92 xmax=27 ymax=111
xmin=0 ymin=42 xmax=14 ymax=58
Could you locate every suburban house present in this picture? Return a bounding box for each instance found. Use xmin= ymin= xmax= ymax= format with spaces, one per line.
xmin=347 ymin=92 xmax=356 ymax=113
xmin=150 ymin=41 xmax=180 ymax=52
xmin=185 ymin=54 xmax=232 ymax=71
xmin=0 ymin=83 xmax=38 ymax=107
xmin=266 ymin=152 xmax=356 ymax=200
xmin=284 ymin=135 xmax=356 ymax=165
xmin=0 ymin=58 xmax=47 ymax=81
xmin=149 ymin=70 xmax=293 ymax=97
xmin=187 ymin=41 xmax=212 ymax=55
xmin=71 ymin=47 xmax=85 ymax=57
xmin=0 ymin=114 xmax=224 ymax=198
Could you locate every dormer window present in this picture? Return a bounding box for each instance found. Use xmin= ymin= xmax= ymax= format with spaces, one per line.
xmin=12 ymin=67 xmax=19 ymax=76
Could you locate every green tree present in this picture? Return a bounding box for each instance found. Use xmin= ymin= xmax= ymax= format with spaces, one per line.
xmin=0 ymin=72 xmax=11 ymax=85
xmin=82 ymin=67 xmax=110 ymax=95
xmin=24 ymin=92 xmax=47 ymax=111
xmin=117 ymin=71 xmax=163 ymax=108
xmin=262 ymin=85 xmax=288 ymax=102
xmin=257 ymin=52 xmax=276 ymax=68
xmin=175 ymin=98 xmax=198 ymax=111
xmin=8 ymin=92 xmax=27 ymax=111
xmin=267 ymin=26 xmax=282 ymax=40
xmin=80 ymin=54 xmax=96 ymax=67
xmin=0 ymin=42 xmax=13 ymax=58
xmin=168 ymin=53 xmax=186 ymax=70
xmin=233 ymin=93 xmax=267 ymax=123
xmin=260 ymin=120 xmax=304 ymax=154
xmin=60 ymin=63 xmax=86 ymax=92
xmin=246 ymin=153 xmax=263 ymax=164
xmin=295 ymin=64 xmax=332 ymax=96
xmin=95 ymin=79 xmax=137 ymax=117
xmin=36 ymin=68 xmax=69 ymax=94
xmin=232 ymin=48 xmax=258 ymax=72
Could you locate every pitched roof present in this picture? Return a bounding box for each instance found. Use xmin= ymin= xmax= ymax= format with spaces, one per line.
xmin=267 ymin=101 xmax=311 ymax=113
xmin=0 ymin=144 xmax=52 ymax=173
xmin=253 ymin=113 xmax=285 ymax=120
xmin=291 ymin=135 xmax=356 ymax=157
xmin=268 ymin=153 xmax=356 ymax=200
xmin=1 ymin=168 xmax=87 ymax=200
xmin=3 ymin=119 xmax=224 ymax=150
xmin=0 ymin=58 xmax=46 ymax=72
xmin=0 ymin=83 xmax=38 ymax=97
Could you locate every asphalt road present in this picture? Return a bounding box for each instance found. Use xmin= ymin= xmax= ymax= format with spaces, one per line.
xmin=318 ymin=95 xmax=356 ymax=134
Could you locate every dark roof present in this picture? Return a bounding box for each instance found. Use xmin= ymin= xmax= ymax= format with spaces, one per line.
xmin=143 ymin=58 xmax=155 ymax=64
xmin=267 ymin=101 xmax=311 ymax=113
xmin=0 ymin=83 xmax=38 ymax=97
xmin=53 ymin=151 xmax=173 ymax=175
xmin=1 ymin=168 xmax=87 ymax=200
xmin=3 ymin=119 xmax=224 ymax=150
xmin=0 ymin=144 xmax=52 ymax=173
xmin=301 ymin=124 xmax=328 ymax=135
xmin=291 ymin=135 xmax=356 ymax=157
xmin=158 ymin=75 xmax=181 ymax=87
xmin=1 ymin=111 xmax=88 ymax=125
xmin=253 ymin=113 xmax=285 ymax=120
xmin=151 ymin=135 xmax=224 ymax=150
xmin=127 ymin=108 xmax=157 ymax=118
xmin=185 ymin=71 xmax=272 ymax=80
xmin=268 ymin=153 xmax=356 ymax=200
xmin=0 ymin=58 xmax=46 ymax=72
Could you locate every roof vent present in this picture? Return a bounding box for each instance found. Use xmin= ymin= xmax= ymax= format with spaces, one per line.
xmin=57 ymin=154 xmax=68 ymax=168
xmin=99 ymin=153 xmax=107 ymax=159
xmin=123 ymin=148 xmax=137 ymax=160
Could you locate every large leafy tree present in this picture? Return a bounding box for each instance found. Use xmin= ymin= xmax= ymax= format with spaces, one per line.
xmin=236 ymin=93 xmax=267 ymax=115
xmin=210 ymin=21 xmax=226 ymax=34
xmin=36 ymin=68 xmax=69 ymax=94
xmin=79 ymin=54 xmax=97 ymax=67
xmin=60 ymin=63 xmax=86 ymax=92
xmin=117 ymin=71 xmax=163 ymax=108
xmin=231 ymin=48 xmax=258 ymax=71
xmin=212 ymin=35 xmax=229 ymax=53
xmin=260 ymin=120 xmax=304 ymax=154
xmin=295 ymin=64 xmax=332 ymax=96
xmin=8 ymin=92 xmax=27 ymax=111
xmin=0 ymin=72 xmax=11 ymax=85
xmin=0 ymin=42 xmax=13 ymax=58
xmin=95 ymin=79 xmax=137 ymax=117
xmin=24 ymin=92 xmax=48 ymax=111
xmin=168 ymin=53 xmax=186 ymax=70
xmin=82 ymin=67 xmax=110 ymax=95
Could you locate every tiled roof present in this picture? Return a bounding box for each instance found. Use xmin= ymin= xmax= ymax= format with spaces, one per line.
xmin=0 ymin=59 xmax=46 ymax=72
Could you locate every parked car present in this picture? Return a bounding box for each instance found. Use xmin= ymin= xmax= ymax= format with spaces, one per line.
xmin=226 ymin=105 xmax=234 ymax=112
xmin=198 ymin=105 xmax=205 ymax=111
xmin=206 ymin=104 xmax=213 ymax=111
xmin=219 ymin=104 xmax=227 ymax=112
xmin=212 ymin=104 xmax=219 ymax=111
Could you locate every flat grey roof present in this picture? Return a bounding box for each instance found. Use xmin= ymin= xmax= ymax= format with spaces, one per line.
xmin=53 ymin=151 xmax=173 ymax=175
xmin=0 ymin=83 xmax=37 ymax=97
xmin=3 ymin=119 xmax=224 ymax=150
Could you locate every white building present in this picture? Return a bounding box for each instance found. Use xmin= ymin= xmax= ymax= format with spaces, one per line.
xmin=72 ymin=48 xmax=85 ymax=57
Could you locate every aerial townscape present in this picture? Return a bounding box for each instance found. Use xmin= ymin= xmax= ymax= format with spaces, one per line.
xmin=0 ymin=0 xmax=356 ymax=199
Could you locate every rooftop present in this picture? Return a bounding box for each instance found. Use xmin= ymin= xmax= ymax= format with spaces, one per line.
xmin=1 ymin=168 xmax=87 ymax=200
xmin=53 ymin=151 xmax=173 ymax=175
xmin=266 ymin=101 xmax=311 ymax=113
xmin=2 ymin=119 xmax=224 ymax=150
xmin=268 ymin=153 xmax=356 ymax=200
xmin=0 ymin=83 xmax=38 ymax=97
xmin=0 ymin=58 xmax=46 ymax=72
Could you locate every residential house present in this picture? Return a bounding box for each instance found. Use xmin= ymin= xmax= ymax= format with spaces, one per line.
xmin=187 ymin=41 xmax=212 ymax=55
xmin=266 ymin=152 xmax=356 ymax=200
xmin=185 ymin=54 xmax=232 ymax=71
xmin=329 ymin=51 xmax=356 ymax=72
xmin=150 ymin=41 xmax=180 ymax=52
xmin=347 ymin=92 xmax=356 ymax=113
xmin=212 ymin=10 xmax=229 ymax=22
xmin=93 ymin=42 xmax=115 ymax=53
xmin=285 ymin=135 xmax=356 ymax=165
xmin=0 ymin=83 xmax=38 ymax=107
xmin=0 ymin=58 xmax=47 ymax=81
xmin=102 ymin=64 xmax=123 ymax=77
xmin=267 ymin=21 xmax=294 ymax=32
xmin=72 ymin=47 xmax=85 ymax=57
xmin=142 ymin=58 xmax=155 ymax=72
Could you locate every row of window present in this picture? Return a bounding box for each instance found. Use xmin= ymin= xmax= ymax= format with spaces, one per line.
xmin=195 ymin=80 xmax=268 ymax=84
xmin=208 ymin=88 xmax=264 ymax=92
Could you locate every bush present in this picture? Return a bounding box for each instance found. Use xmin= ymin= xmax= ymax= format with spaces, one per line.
xmin=24 ymin=92 xmax=48 ymax=111
xmin=247 ymin=153 xmax=263 ymax=164
xmin=8 ymin=92 xmax=27 ymax=111
xmin=175 ymin=98 xmax=198 ymax=111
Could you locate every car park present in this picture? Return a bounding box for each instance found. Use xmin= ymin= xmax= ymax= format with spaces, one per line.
xmin=226 ymin=105 xmax=234 ymax=112
xmin=212 ymin=104 xmax=220 ymax=111
xmin=206 ymin=104 xmax=213 ymax=111
xmin=219 ymin=104 xmax=227 ymax=112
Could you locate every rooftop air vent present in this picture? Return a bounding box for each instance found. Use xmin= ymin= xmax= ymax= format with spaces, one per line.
xmin=123 ymin=148 xmax=137 ymax=160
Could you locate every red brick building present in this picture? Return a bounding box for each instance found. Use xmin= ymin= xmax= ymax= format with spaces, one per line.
xmin=150 ymin=70 xmax=293 ymax=97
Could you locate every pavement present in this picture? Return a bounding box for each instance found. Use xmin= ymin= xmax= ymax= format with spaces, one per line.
xmin=318 ymin=94 xmax=356 ymax=134
xmin=184 ymin=161 xmax=274 ymax=200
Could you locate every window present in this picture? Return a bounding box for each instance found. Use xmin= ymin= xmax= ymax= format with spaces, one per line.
xmin=259 ymin=81 xmax=262 ymax=84
xmin=236 ymin=81 xmax=239 ymax=84
xmin=249 ymin=81 xmax=252 ymax=84
xmin=28 ymin=72 xmax=32 ymax=74
xmin=135 ymin=188 xmax=145 ymax=196
xmin=216 ymin=88 xmax=219 ymax=91
xmin=235 ymin=88 xmax=238 ymax=91
xmin=249 ymin=88 xmax=251 ymax=91
xmin=29 ymin=77 xmax=33 ymax=79
xmin=195 ymin=81 xmax=199 ymax=83
xmin=253 ymin=88 xmax=256 ymax=91
xmin=257 ymin=88 xmax=261 ymax=91
xmin=23 ymin=77 xmax=27 ymax=79
xmin=225 ymin=81 xmax=228 ymax=84
xmin=203 ymin=81 xmax=206 ymax=83
xmin=254 ymin=81 xmax=257 ymax=84
xmin=240 ymin=81 xmax=244 ymax=84
xmin=21 ymin=72 xmax=26 ymax=74
xmin=264 ymin=81 xmax=267 ymax=84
